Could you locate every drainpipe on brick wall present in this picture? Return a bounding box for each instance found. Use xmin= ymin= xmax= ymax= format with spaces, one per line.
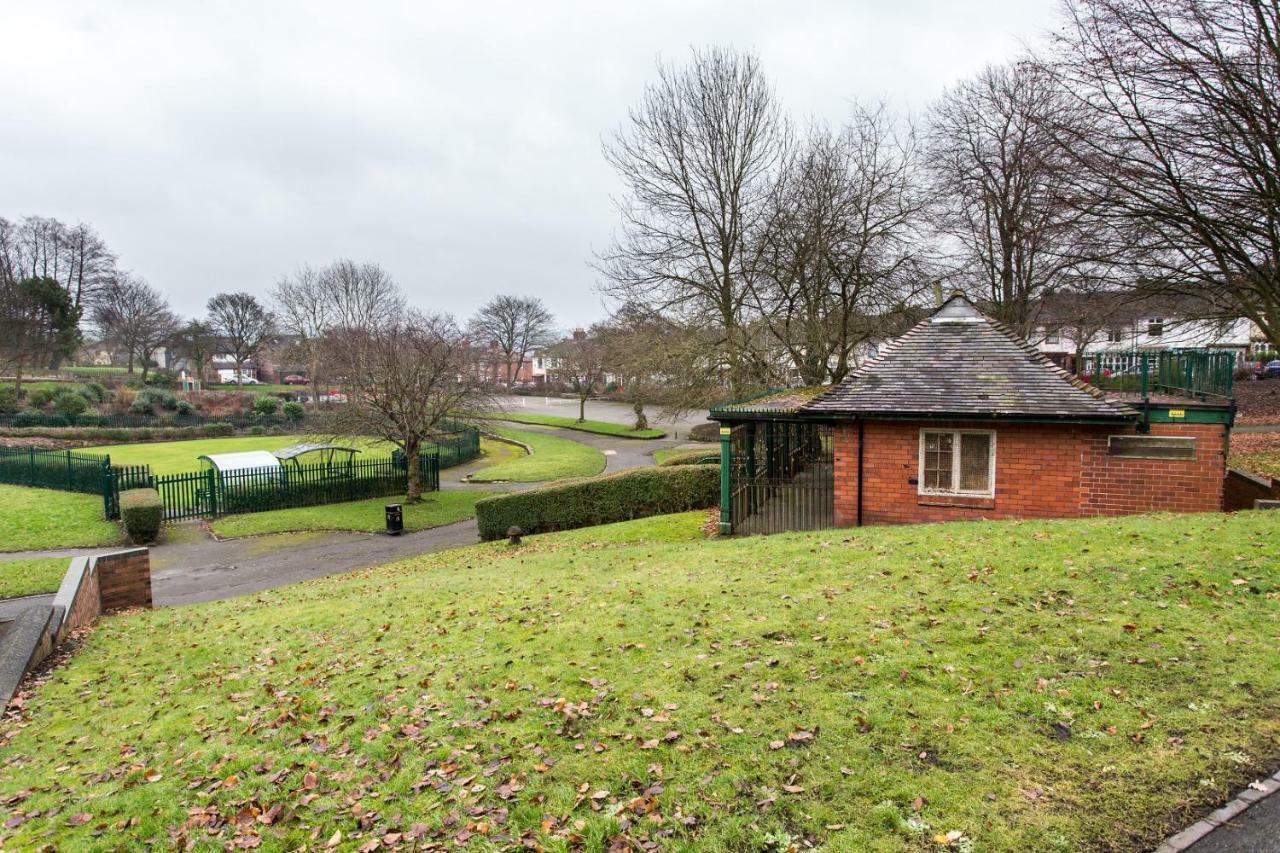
xmin=856 ymin=419 xmax=864 ymax=527
xmin=718 ymin=425 xmax=732 ymax=536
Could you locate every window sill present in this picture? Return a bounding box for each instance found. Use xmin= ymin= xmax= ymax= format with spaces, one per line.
xmin=917 ymin=494 xmax=995 ymax=510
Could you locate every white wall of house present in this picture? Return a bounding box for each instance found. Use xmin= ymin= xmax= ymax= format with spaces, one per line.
xmin=1030 ymin=316 xmax=1258 ymax=361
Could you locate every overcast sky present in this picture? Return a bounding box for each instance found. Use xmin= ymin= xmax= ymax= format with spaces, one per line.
xmin=2 ymin=0 xmax=1058 ymax=328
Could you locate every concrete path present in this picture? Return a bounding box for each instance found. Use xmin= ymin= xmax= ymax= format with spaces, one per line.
xmin=492 ymin=394 xmax=713 ymax=439
xmin=0 ymin=594 xmax=54 ymax=622
xmin=0 ymin=424 xmax=711 ymax=611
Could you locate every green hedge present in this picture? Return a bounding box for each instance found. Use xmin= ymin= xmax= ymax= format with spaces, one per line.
xmin=475 ymin=464 xmax=719 ymax=541
xmin=120 ymin=488 xmax=163 ymax=544
xmin=658 ymin=448 xmax=720 ymax=467
xmin=0 ymin=423 xmax=235 ymax=442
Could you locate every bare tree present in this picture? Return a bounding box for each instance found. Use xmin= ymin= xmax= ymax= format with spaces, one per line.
xmin=1 ymin=216 xmax=116 ymax=313
xmin=756 ymin=106 xmax=929 ymax=384
xmin=549 ymin=328 xmax=609 ymax=423
xmin=1049 ymin=0 xmax=1280 ymax=347
xmin=319 ymin=259 xmax=404 ymax=332
xmin=467 ymin=295 xmax=555 ymax=386
xmin=174 ymin=319 xmax=217 ymax=385
xmin=925 ymin=62 xmax=1105 ymax=336
xmin=326 ymin=309 xmax=490 ymax=501
xmin=91 ymin=275 xmax=180 ymax=381
xmin=207 ymin=292 xmax=275 ymax=384
xmin=272 ymin=265 xmax=334 ymax=407
xmin=598 ymin=46 xmax=787 ymax=394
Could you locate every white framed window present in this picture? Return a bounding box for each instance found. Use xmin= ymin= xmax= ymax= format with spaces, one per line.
xmin=918 ymin=429 xmax=996 ymax=497
xmin=1146 ymin=318 xmax=1164 ymax=338
xmin=1107 ymin=327 xmax=1124 ymax=343
xmin=1044 ymin=327 xmax=1060 ymax=345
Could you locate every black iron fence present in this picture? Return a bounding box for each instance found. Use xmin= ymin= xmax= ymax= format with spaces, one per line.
xmin=0 ymin=446 xmax=111 ymax=494
xmin=4 ymin=423 xmax=480 ymax=522
xmin=728 ymin=421 xmax=834 ymax=534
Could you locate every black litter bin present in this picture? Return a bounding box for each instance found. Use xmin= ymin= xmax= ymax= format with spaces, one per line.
xmin=385 ymin=503 xmax=403 ymax=535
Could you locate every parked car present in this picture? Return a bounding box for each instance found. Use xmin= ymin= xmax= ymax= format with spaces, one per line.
xmin=1255 ymin=360 xmax=1280 ymax=380
xmin=283 ymin=374 xmax=308 ymax=385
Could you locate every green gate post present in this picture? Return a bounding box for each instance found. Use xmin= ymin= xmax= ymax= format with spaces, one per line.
xmin=719 ymin=425 xmax=732 ymax=536
xmin=207 ymin=467 xmax=219 ymax=517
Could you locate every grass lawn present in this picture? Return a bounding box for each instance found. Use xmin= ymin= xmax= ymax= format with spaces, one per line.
xmin=0 ymin=485 xmax=120 ymax=552
xmin=210 ymin=490 xmax=499 ymax=538
xmin=0 ymin=557 xmax=69 ymax=598
xmin=654 ymin=445 xmax=719 ymax=465
xmin=92 ymin=435 xmax=398 ymax=475
xmin=1229 ymin=430 xmax=1280 ymax=478
xmin=3 ymin=510 xmax=1280 ymax=850
xmin=468 ymin=425 xmax=606 ymax=482
xmin=486 ymin=412 xmax=666 ymax=439
xmin=59 ymin=366 xmax=128 ymax=375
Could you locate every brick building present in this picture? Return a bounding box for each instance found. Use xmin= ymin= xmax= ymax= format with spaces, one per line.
xmin=711 ymin=294 xmax=1233 ymax=535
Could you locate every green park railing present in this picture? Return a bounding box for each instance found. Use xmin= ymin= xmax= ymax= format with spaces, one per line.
xmin=1081 ymin=349 xmax=1235 ymax=402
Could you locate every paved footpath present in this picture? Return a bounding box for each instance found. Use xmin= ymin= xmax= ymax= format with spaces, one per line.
xmin=0 ymin=425 xmax=712 ymax=610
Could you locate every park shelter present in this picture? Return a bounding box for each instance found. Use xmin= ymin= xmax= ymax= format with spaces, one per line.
xmin=273 ymin=443 xmax=361 ymax=476
xmin=197 ymin=451 xmax=281 ymax=483
xmin=711 ymin=294 xmax=1233 ymax=535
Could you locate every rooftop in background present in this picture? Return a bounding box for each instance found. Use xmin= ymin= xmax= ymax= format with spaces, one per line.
xmin=710 ymin=387 xmax=829 ymax=419
xmin=803 ymin=294 xmax=1136 ymax=422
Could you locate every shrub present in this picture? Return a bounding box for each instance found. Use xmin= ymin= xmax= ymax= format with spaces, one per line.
xmin=120 ymin=488 xmax=163 ymax=544
xmin=282 ymin=401 xmax=305 ymax=421
xmin=52 ymin=391 xmax=89 ymax=417
xmin=81 ymin=382 xmax=108 ymax=404
xmin=129 ymin=388 xmax=179 ymax=415
xmin=658 ymin=448 xmax=720 ymax=466
xmin=688 ymin=422 xmax=721 ymax=442
xmin=27 ymin=388 xmax=55 ymax=408
xmin=250 ymin=425 xmax=265 ymax=435
xmin=0 ymin=387 xmax=18 ymax=414
xmin=175 ymin=400 xmax=195 ymax=416
xmin=475 ymin=464 xmax=719 ymax=541
xmin=253 ymin=395 xmax=281 ymax=416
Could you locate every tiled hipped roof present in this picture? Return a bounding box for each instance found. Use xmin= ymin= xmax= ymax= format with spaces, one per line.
xmin=802 ymin=294 xmax=1136 ymax=421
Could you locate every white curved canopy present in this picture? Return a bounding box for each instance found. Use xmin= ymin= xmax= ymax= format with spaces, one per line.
xmin=198 ymin=451 xmax=282 ymax=474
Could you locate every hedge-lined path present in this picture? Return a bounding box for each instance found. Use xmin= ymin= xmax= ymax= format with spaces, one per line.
xmin=0 ymin=424 xmax=692 ymax=608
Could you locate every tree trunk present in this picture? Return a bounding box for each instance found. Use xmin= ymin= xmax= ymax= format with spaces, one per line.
xmin=308 ymin=346 xmax=322 ymax=410
xmin=578 ymin=394 xmax=586 ymax=422
xmin=633 ymin=402 xmax=647 ymax=431
xmin=405 ymin=437 xmax=422 ymax=503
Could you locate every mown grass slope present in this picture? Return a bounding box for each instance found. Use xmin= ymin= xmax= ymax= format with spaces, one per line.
xmin=2 ymin=510 xmax=1279 ymax=851
xmin=0 ymin=484 xmax=120 ymax=552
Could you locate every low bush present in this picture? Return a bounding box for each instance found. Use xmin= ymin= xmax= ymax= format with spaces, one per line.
xmin=253 ymin=395 xmax=281 ymax=416
xmin=81 ymin=382 xmax=108 ymax=404
xmin=657 ymin=448 xmax=720 ymax=466
xmin=27 ymin=388 xmax=55 ymax=408
xmin=0 ymin=387 xmax=18 ymax=414
xmin=129 ymin=388 xmax=179 ymax=415
xmin=475 ymin=464 xmax=719 ymax=541
xmin=282 ymin=401 xmax=305 ymax=421
xmin=120 ymin=488 xmax=163 ymax=544
xmin=52 ymin=390 xmax=89 ymax=417
xmin=175 ymin=400 xmax=195 ymax=416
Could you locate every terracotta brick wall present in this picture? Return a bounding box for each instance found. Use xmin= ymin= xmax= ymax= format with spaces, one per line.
xmin=832 ymin=419 xmax=1227 ymax=527
xmin=60 ymin=559 xmax=101 ymax=639
xmin=1224 ymin=468 xmax=1280 ymax=511
xmin=95 ymin=548 xmax=152 ymax=611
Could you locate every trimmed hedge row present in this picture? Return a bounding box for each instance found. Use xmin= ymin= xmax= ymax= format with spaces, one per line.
xmin=658 ymin=448 xmax=720 ymax=467
xmin=475 ymin=464 xmax=719 ymax=541
xmin=120 ymin=488 xmax=163 ymax=544
xmin=0 ymin=423 xmax=236 ymax=442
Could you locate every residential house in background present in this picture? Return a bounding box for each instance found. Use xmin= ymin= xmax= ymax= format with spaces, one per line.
xmin=1026 ymin=291 xmax=1261 ymax=373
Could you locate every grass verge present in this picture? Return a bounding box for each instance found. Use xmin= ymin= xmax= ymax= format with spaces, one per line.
xmin=0 ymin=557 xmax=69 ymax=598
xmin=485 ymin=412 xmax=665 ymax=439
xmin=0 ymin=485 xmax=120 ymax=552
xmin=2 ymin=511 xmax=1280 ymax=850
xmin=468 ymin=426 xmax=605 ymax=482
xmin=210 ymin=490 xmax=499 ymax=538
xmin=654 ymin=445 xmax=719 ymax=465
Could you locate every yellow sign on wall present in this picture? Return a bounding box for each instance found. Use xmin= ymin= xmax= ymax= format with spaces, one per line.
xmin=1168 ymin=409 xmax=1186 ymax=419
